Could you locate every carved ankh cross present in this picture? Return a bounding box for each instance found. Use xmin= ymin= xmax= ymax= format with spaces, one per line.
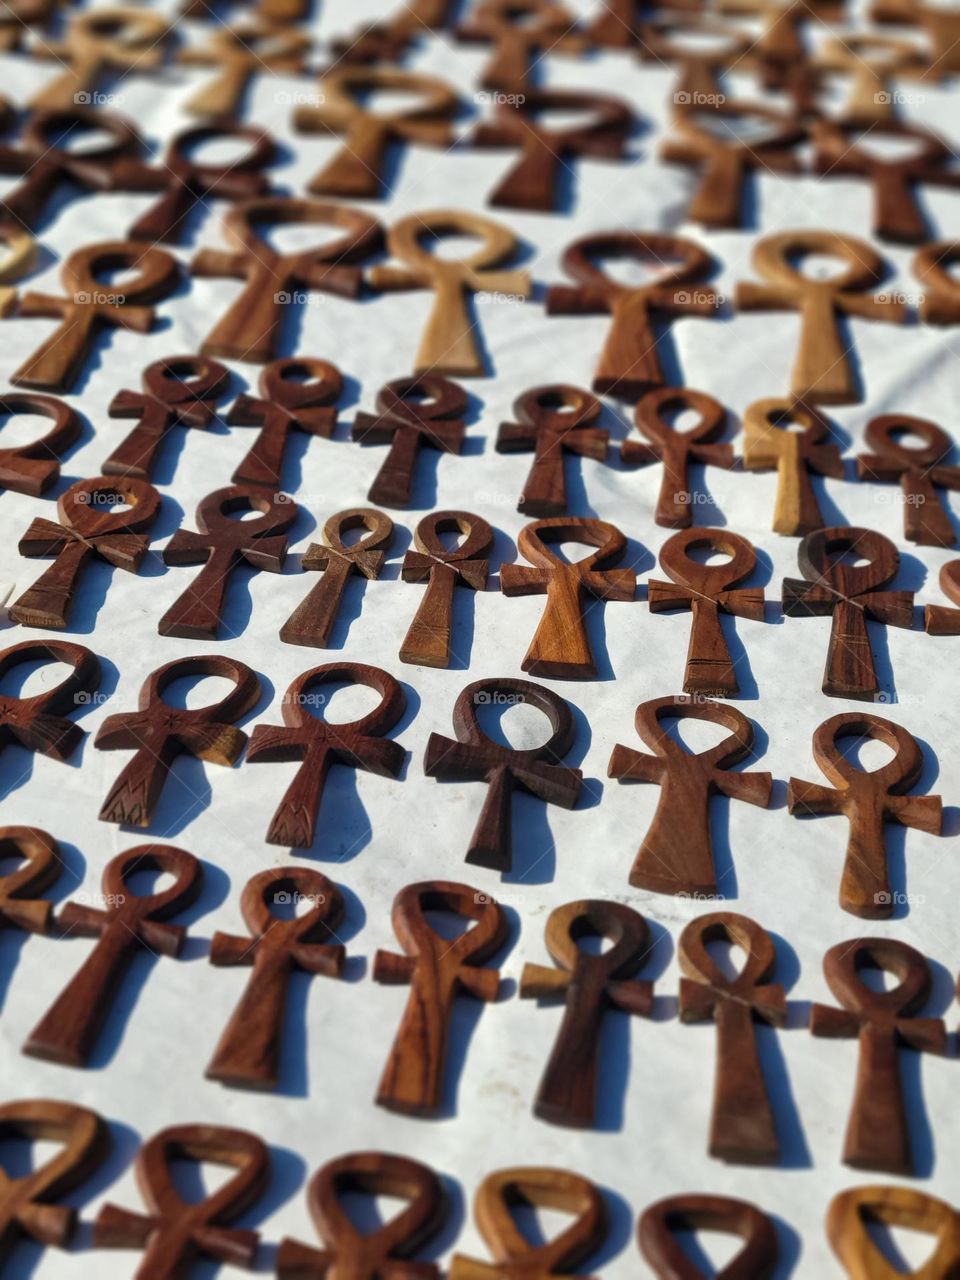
xmin=501 ymin=517 xmax=636 ymax=679
xmin=520 ymin=900 xmax=654 ymax=1128
xmin=424 ymin=676 xmax=582 ymax=873
xmin=178 ymin=20 xmax=310 ymax=119
xmin=247 ymin=662 xmax=406 ymax=849
xmin=24 ymin=844 xmax=203 ymax=1067
xmin=678 ymin=912 xmax=787 ymax=1164
xmin=828 ymin=1186 xmax=960 ymax=1280
xmin=207 ymin=867 xmax=347 ymax=1089
xmin=0 ymin=392 xmax=80 ymax=497
xmin=0 ymin=638 xmax=100 ymax=765
xmin=401 ymin=510 xmax=493 ymax=668
xmin=12 ymin=241 xmax=180 ymax=394
xmin=374 ymin=880 xmax=507 ymax=1116
xmin=742 ymin=397 xmax=844 ymax=536
xmin=9 ymin=475 xmax=161 ymax=631
xmin=788 ymin=712 xmax=942 ymax=917
xmin=95 ymin=654 xmax=260 ymax=827
xmin=496 ymin=384 xmax=609 ymax=517
xmin=857 ymin=413 xmax=960 ymax=547
xmin=639 ymin=1193 xmax=780 ymax=1279
xmin=369 ymin=210 xmax=531 ymax=376
xmin=450 ymin=1167 xmax=607 ymax=1280
xmin=811 ymin=937 xmax=946 ymax=1174
xmin=277 ymin=1152 xmax=447 ymax=1279
xmin=609 ymin=696 xmax=772 ymax=895
xmin=781 ymin=525 xmax=914 ymax=700
xmin=95 ymin=1124 xmax=269 ymax=1278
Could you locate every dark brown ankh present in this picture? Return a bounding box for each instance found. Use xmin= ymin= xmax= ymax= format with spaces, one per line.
xmin=400 ymin=510 xmax=493 ymax=669
xmin=678 ymin=912 xmax=787 ymax=1164
xmin=206 ymin=866 xmax=347 ymax=1089
xmin=742 ymin=396 xmax=844 ymax=537
xmin=424 ymin=676 xmax=581 ymax=873
xmin=375 ymin=880 xmax=507 ymax=1116
xmin=450 ymin=1167 xmax=607 ymax=1280
xmin=228 ymin=357 xmax=343 ymax=490
xmin=496 ymin=384 xmax=609 ymax=516
xmin=0 ymin=638 xmax=100 ymax=765
xmin=352 ymin=374 xmax=467 ymax=508
xmin=520 ymin=900 xmax=654 ymax=1128
xmin=622 ymin=386 xmax=733 ymax=528
xmin=277 ymin=1151 xmax=446 ymax=1279
xmin=609 ymin=696 xmax=772 ymax=895
xmin=456 ymin=0 xmax=584 ymax=92
xmin=103 ymin=355 xmax=229 ymax=480
xmin=247 ymin=662 xmax=406 ymax=849
xmin=0 ymin=826 xmax=63 ymax=934
xmin=925 ymin=559 xmax=960 ymax=635
xmin=160 ymin=485 xmax=298 ymax=640
xmin=0 ymin=1099 xmax=109 ymax=1268
xmin=473 ymin=88 xmax=633 ymax=212
xmin=638 ymin=1193 xmax=779 ymax=1279
xmin=0 ymin=391 xmax=81 ymax=496
xmin=811 ymin=937 xmax=946 ymax=1174
xmin=501 ymin=517 xmax=636 ymax=679
xmin=95 ymin=654 xmax=260 ymax=828
xmin=12 ymin=240 xmax=180 ymax=394
xmin=828 ymin=1185 xmax=960 ymax=1280
xmin=857 ymin=413 xmax=960 ymax=547
xmin=281 ymin=508 xmax=395 ymax=649
xmin=114 ymin=122 xmax=275 ymax=244
xmin=9 ymin=475 xmax=160 ymax=630
xmin=24 ymin=844 xmax=203 ymax=1067
xmin=648 ymin=527 xmax=765 ymax=697
xmin=782 ymin=525 xmax=914 ymax=700
xmin=192 ymin=197 xmax=382 ymax=364
xmin=788 ymin=712 xmax=942 ymax=918
xmin=0 ymin=105 xmax=143 ymax=231
xmin=94 ymin=1124 xmax=269 ymax=1279
xmin=546 ymin=232 xmax=721 ymax=399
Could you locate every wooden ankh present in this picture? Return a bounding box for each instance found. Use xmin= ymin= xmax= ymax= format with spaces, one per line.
xmin=496 ymin=384 xmax=608 ymax=517
xmin=400 ymin=510 xmax=493 ymax=668
xmin=828 ymin=1185 xmax=960 ymax=1279
xmin=638 ymin=1193 xmax=779 ymax=1278
xmin=0 ymin=638 xmax=100 ymax=763
xmin=0 ymin=826 xmax=64 ymax=934
xmin=28 ymin=6 xmax=170 ymax=111
xmin=857 ymin=412 xmax=960 ymax=547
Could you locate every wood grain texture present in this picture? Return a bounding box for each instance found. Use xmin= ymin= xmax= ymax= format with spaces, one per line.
xmin=95 ymin=654 xmax=260 ymax=827
xmin=207 ymin=867 xmax=346 ymax=1089
xmin=12 ymin=241 xmax=180 ymax=393
xmin=639 ymin=1193 xmax=779 ymax=1278
xmin=781 ymin=526 xmax=914 ymax=699
xmin=742 ymin=397 xmax=843 ymax=535
xmin=0 ymin=638 xmax=100 ymax=764
xmin=810 ymin=938 xmax=946 ymax=1174
xmin=827 ymin=1185 xmax=960 ymax=1279
xmin=547 ymin=232 xmax=720 ymax=399
xmin=401 ymin=510 xmax=492 ymax=668
xmin=374 ymin=880 xmax=506 ymax=1116
xmin=177 ymin=20 xmax=309 ymax=119
xmin=736 ymin=230 xmax=906 ymax=405
xmin=103 ymin=355 xmax=229 ymax=480
xmin=277 ymin=1151 xmax=446 ymax=1279
xmin=369 ymin=210 xmax=531 ymax=376
xmin=500 ymin=517 xmax=635 ymax=678
xmin=0 ymin=826 xmax=63 ymax=934
xmin=622 ymin=386 xmax=733 ymax=527
xmin=0 ymin=392 xmax=80 ymax=496
xmin=924 ymin=559 xmax=960 ymax=634
xmin=496 ymin=384 xmax=608 ymax=516
xmin=281 ymin=508 xmax=394 ymax=648
xmin=455 ymin=0 xmax=584 ymax=92
xmin=247 ymin=662 xmax=406 ymax=849
xmin=914 ymin=238 xmax=960 ymax=323
xmin=229 ymin=358 xmax=342 ymax=490
xmin=9 ymin=475 xmax=160 ymax=630
xmin=678 ymin=913 xmax=786 ymax=1164
xmin=857 ymin=412 xmax=960 ymax=546
xmin=160 ymin=485 xmax=297 ymax=639
xmin=94 ymin=1124 xmax=269 ymax=1278
xmin=648 ymin=527 xmax=765 ymax=697
xmin=608 ymin=696 xmax=772 ymax=894
xmin=192 ymin=197 xmax=382 ymax=363
xmin=787 ymin=711 xmax=941 ymax=917
xmin=424 ymin=676 xmax=582 ymax=872
xmin=27 ymin=7 xmax=170 ymax=111
xmin=520 ymin=900 xmax=653 ymax=1127
xmin=24 ymin=845 xmax=202 ymax=1067
xmin=352 ymin=374 xmax=467 ymax=507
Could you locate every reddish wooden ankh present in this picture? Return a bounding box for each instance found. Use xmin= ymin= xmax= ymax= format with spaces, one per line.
xmin=95 ymin=1125 xmax=269 ymax=1279
xmin=639 ymin=1193 xmax=779 ymax=1279
xmin=857 ymin=413 xmax=960 ymax=547
xmin=95 ymin=654 xmax=260 ymax=828
xmin=24 ymin=844 xmax=203 ymax=1067
xmin=374 ymin=881 xmax=507 ymax=1116
xmin=811 ymin=937 xmax=946 ymax=1174
xmin=788 ymin=712 xmax=942 ymax=918
xmin=207 ymin=867 xmax=347 ymax=1090
xmin=103 ymin=354 xmax=229 ymax=480
xmin=608 ymin=696 xmax=772 ymax=895
xmin=9 ymin=475 xmax=160 ymax=630
xmin=0 ymin=826 xmax=63 ymax=935
xmin=496 ymin=384 xmax=608 ymax=516
xmin=247 ymin=663 xmax=406 ymax=849
xmin=0 ymin=638 xmax=100 ymax=765
xmin=400 ymin=510 xmax=493 ymax=668
xmin=520 ymin=900 xmax=654 ymax=1128
xmin=0 ymin=392 xmax=81 ymax=497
